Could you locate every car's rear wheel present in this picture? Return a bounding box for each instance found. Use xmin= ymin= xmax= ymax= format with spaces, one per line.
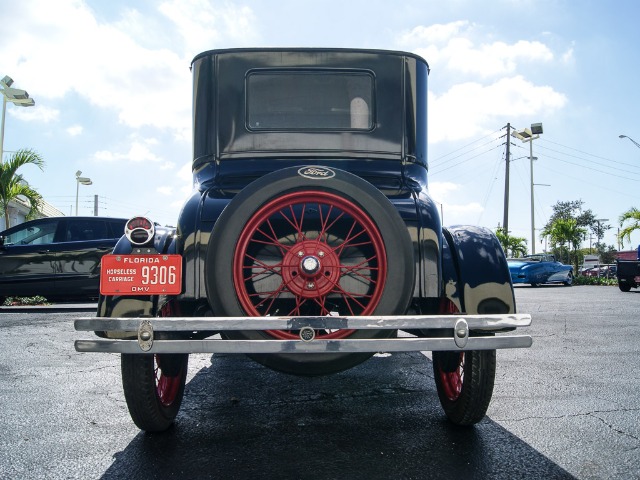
xmin=120 ymin=304 xmax=189 ymax=432
xmin=433 ymin=349 xmax=496 ymax=426
xmin=563 ymin=271 xmax=574 ymax=286
xmin=121 ymin=353 xmax=189 ymax=432
xmin=432 ymin=300 xmax=496 ymax=426
xmin=206 ymin=167 xmax=415 ymax=375
xmin=619 ymin=282 xmax=632 ymax=292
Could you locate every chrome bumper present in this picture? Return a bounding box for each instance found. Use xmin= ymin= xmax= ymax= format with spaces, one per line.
xmin=74 ymin=313 xmax=532 ymax=354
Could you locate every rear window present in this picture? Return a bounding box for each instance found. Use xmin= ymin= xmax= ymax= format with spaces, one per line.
xmin=246 ymin=70 xmax=374 ymax=131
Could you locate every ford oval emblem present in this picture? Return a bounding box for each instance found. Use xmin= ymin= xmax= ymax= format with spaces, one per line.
xmin=298 ymin=166 xmax=336 ymax=180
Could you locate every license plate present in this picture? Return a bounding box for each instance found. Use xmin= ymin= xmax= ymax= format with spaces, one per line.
xmin=100 ymin=254 xmax=182 ymax=295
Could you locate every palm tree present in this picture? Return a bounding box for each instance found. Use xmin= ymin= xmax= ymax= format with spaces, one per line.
xmin=618 ymin=207 xmax=640 ymax=248
xmin=495 ymin=227 xmax=528 ymax=257
xmin=0 ymin=148 xmax=45 ymax=230
xmin=543 ymin=218 xmax=586 ymax=270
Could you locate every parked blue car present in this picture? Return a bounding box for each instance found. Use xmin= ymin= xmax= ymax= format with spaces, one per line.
xmin=508 ymin=254 xmax=574 ymax=286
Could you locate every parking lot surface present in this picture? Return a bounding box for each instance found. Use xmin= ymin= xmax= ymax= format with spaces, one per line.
xmin=0 ymin=286 xmax=638 ymax=479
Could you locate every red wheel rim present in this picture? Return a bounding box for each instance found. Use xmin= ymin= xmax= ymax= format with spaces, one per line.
xmin=233 ymin=190 xmax=388 ymax=339
xmin=155 ymin=302 xmax=183 ymax=407
xmin=437 ymin=298 xmax=465 ymax=401
xmin=154 ymin=355 xmax=182 ymax=407
xmin=438 ymin=353 xmax=465 ymax=401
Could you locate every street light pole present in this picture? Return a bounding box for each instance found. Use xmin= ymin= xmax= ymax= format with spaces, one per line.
xmin=619 ymin=134 xmax=640 ymax=149
xmin=75 ymin=170 xmax=92 ymax=215
xmin=512 ymin=123 xmax=543 ymax=254
xmin=1 ymin=75 xmax=35 ymax=164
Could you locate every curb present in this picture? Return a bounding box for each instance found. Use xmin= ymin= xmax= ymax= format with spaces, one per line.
xmin=0 ymin=303 xmax=98 ymax=314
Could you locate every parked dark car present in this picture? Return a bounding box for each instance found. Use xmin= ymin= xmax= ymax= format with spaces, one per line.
xmin=0 ymin=216 xmax=127 ymax=302
xmin=581 ymin=265 xmax=613 ymax=278
xmin=75 ymin=48 xmax=532 ymax=433
xmin=616 ymin=259 xmax=640 ymax=292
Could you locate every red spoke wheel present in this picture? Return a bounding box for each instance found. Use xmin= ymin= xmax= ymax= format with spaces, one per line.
xmin=432 ymin=299 xmax=496 ymax=426
xmin=233 ymin=191 xmax=387 ymax=339
xmin=121 ymin=304 xmax=189 ymax=432
xmin=207 ymin=166 xmax=415 ymax=375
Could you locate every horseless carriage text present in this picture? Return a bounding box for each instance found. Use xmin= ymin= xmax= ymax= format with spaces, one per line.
xmin=75 ymin=48 xmax=532 ymax=432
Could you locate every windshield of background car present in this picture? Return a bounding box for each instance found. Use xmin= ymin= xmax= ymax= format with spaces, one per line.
xmin=246 ymin=70 xmax=374 ymax=131
xmin=3 ymin=220 xmax=58 ymax=246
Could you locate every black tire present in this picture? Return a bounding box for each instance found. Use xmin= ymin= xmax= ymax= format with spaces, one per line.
xmin=619 ymin=282 xmax=632 ymax=292
xmin=206 ymin=166 xmax=415 ymax=375
xmin=121 ymin=353 xmax=189 ymax=432
xmin=432 ymin=349 xmax=496 ymax=426
xmin=563 ymin=271 xmax=574 ymax=286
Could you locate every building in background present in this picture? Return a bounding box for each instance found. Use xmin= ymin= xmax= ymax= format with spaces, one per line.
xmin=1 ymin=198 xmax=64 ymax=230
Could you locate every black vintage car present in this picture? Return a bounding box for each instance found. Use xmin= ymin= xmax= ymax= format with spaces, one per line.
xmin=0 ymin=216 xmax=127 ymax=302
xmin=75 ymin=48 xmax=532 ymax=432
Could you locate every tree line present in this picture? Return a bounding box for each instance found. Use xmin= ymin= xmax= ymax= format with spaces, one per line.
xmin=496 ymin=200 xmax=640 ymax=270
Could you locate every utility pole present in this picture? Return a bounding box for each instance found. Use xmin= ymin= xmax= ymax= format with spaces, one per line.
xmin=94 ymin=195 xmax=99 ymax=216
xmin=503 ymin=123 xmax=511 ymax=234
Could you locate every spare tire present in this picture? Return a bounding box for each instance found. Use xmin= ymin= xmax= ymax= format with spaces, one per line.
xmin=206 ymin=166 xmax=415 ymax=375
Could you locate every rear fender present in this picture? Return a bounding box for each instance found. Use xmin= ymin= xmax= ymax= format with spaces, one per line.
xmin=441 ymin=225 xmax=515 ymax=314
xmin=97 ymin=225 xmax=178 ymax=326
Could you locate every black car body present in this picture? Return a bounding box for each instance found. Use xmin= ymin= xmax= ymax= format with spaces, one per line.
xmin=75 ymin=48 xmax=532 ymax=432
xmin=0 ymin=216 xmax=127 ymax=301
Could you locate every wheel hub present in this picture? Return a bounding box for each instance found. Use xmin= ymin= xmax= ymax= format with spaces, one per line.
xmin=301 ymin=255 xmax=321 ymax=276
xmin=281 ymin=241 xmax=341 ymax=298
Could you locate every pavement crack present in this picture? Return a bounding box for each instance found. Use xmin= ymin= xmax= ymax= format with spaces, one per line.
xmin=498 ymin=407 xmax=640 ymax=442
xmin=589 ymin=412 xmax=640 ymax=442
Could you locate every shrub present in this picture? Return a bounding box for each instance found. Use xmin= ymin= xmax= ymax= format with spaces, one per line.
xmin=3 ymin=296 xmax=50 ymax=306
xmin=573 ymin=275 xmax=617 ymax=286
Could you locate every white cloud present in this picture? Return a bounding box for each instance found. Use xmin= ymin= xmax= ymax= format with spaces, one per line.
xmin=403 ymin=21 xmax=554 ymax=78
xmin=157 ymin=186 xmax=173 ymax=195
xmin=429 ymin=180 xmax=484 ymax=224
xmin=66 ymin=125 xmax=83 ymax=136
xmin=398 ymin=21 xmax=470 ymax=45
xmin=0 ymin=0 xmax=210 ymax=138
xmin=93 ymin=138 xmax=163 ymax=163
xmin=395 ymin=21 xmax=568 ymax=144
xmin=159 ymin=0 xmax=259 ymax=54
xmin=9 ymin=105 xmax=59 ymax=123
xmin=429 ymin=75 xmax=567 ymax=142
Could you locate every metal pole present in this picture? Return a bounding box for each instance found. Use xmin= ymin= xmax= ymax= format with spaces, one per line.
xmin=75 ymin=179 xmax=79 ymax=216
xmin=530 ymin=140 xmax=535 ymax=254
xmin=0 ymin=95 xmax=6 ymax=164
xmin=503 ymin=123 xmax=511 ymax=234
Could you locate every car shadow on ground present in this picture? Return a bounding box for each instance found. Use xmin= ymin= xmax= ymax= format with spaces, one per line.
xmin=101 ymin=352 xmax=575 ymax=480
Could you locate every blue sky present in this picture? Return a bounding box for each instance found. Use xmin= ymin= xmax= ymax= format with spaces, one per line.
xmin=2 ymin=0 xmax=639 ymax=251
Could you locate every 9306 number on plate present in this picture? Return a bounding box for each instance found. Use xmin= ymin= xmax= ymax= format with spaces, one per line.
xmin=100 ymin=254 xmax=182 ymax=295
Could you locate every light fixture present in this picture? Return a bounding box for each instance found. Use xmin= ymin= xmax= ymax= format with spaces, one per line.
xmin=1 ymin=75 xmax=35 ymax=164
xmin=619 ymin=134 xmax=640 ymax=149
xmin=75 ymin=170 xmax=93 ymax=215
xmin=512 ymin=123 xmax=543 ymax=254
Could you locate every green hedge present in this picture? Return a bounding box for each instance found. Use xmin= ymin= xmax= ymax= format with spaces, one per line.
xmin=573 ymin=275 xmax=617 ymax=286
xmin=2 ymin=296 xmax=50 ymax=306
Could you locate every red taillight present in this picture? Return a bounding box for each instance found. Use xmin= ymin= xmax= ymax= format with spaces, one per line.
xmin=125 ymin=216 xmax=155 ymax=246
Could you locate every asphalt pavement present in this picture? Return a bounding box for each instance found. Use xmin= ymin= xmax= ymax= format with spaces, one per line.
xmin=1 ymin=286 xmax=639 ymax=479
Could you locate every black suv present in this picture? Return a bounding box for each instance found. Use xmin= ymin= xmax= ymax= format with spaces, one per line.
xmin=0 ymin=216 xmax=127 ymax=302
